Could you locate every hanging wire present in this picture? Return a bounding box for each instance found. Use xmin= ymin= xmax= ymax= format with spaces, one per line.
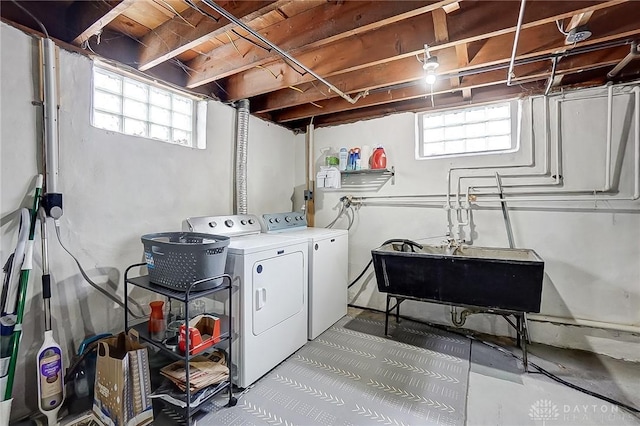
xmin=231 ymin=29 xmax=272 ymax=52
xmin=555 ymin=19 xmax=570 ymax=36
xmin=10 ymin=0 xmax=49 ymax=38
xmin=54 ymin=221 xmax=147 ymax=319
xmin=156 ymin=0 xmax=196 ymax=28
xmin=183 ymin=0 xmax=219 ymax=22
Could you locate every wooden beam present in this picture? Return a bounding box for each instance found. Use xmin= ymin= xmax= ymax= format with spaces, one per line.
xmin=271 ymin=46 xmax=629 ymax=123
xmin=138 ymin=0 xmax=279 ymax=71
xmin=216 ymin=0 xmax=629 ymax=99
xmin=68 ymin=0 xmax=136 ymax=45
xmin=432 ymin=8 xmax=458 ymax=88
xmin=566 ymin=11 xmax=594 ymax=31
xmin=285 ymin=84 xmax=531 ymax=131
xmin=185 ymin=0 xmax=460 ymax=87
xmin=252 ymin=17 xmax=640 ymax=116
xmin=443 ymin=2 xmax=460 ymax=14
xmin=432 ymin=8 xmax=449 ymax=43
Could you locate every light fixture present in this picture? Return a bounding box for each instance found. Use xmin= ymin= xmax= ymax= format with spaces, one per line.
xmin=422 ymin=44 xmax=439 ymax=86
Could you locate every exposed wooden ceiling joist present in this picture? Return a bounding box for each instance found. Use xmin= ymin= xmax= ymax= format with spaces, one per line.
xmin=137 ymin=0 xmax=280 ymax=71
xmin=250 ymin=2 xmax=640 ymax=114
xmin=68 ymin=0 xmax=136 ymax=45
xmin=284 ymin=84 xmax=532 ymax=130
xmin=2 ymin=0 xmax=638 ymax=131
xmin=216 ymin=0 xmax=630 ymax=101
xmin=270 ymin=45 xmax=632 ymax=124
xmin=185 ymin=0 xmax=460 ymax=88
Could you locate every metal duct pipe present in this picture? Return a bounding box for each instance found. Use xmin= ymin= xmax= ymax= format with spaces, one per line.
xmin=607 ymin=41 xmax=639 ymax=79
xmin=235 ymin=99 xmax=250 ymax=215
xmin=200 ymin=0 xmax=367 ymax=105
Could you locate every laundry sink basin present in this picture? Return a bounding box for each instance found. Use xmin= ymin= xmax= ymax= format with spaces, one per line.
xmin=371 ymin=243 xmax=545 ymax=313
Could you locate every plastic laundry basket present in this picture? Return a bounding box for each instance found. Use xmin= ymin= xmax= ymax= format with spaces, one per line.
xmin=141 ymin=232 xmax=230 ymax=291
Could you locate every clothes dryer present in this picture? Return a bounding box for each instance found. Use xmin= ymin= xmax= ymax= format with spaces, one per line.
xmin=184 ymin=215 xmax=308 ymax=387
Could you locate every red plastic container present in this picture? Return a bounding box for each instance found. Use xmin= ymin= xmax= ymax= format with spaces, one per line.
xmin=370 ymin=146 xmax=387 ymax=169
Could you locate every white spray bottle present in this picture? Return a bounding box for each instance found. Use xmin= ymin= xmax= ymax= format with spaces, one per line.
xmin=37 ymin=211 xmax=64 ymax=425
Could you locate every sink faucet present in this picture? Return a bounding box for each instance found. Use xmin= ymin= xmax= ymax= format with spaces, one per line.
xmin=444 ymin=236 xmax=460 ymax=255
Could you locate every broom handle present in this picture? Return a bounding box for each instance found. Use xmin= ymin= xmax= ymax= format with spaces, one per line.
xmin=3 ymin=175 xmax=43 ymax=401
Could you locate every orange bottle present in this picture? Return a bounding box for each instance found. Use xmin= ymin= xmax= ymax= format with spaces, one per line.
xmin=149 ymin=300 xmax=166 ymax=340
xmin=370 ymin=146 xmax=387 ymax=169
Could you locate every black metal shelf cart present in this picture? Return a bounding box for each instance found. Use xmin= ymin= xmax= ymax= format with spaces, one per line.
xmin=124 ymin=262 xmax=237 ymax=422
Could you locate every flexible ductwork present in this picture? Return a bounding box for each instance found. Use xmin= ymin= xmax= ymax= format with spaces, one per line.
xmin=234 ymin=99 xmax=250 ymax=214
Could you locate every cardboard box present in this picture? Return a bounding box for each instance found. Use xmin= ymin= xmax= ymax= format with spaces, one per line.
xmin=92 ymin=332 xmax=153 ymax=426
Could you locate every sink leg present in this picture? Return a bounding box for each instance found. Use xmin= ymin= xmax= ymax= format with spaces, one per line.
xmin=385 ymin=295 xmax=391 ymax=336
xmin=396 ymin=298 xmax=400 ymax=324
xmin=516 ymin=315 xmax=522 ymax=347
xmin=521 ymin=313 xmax=529 ymax=372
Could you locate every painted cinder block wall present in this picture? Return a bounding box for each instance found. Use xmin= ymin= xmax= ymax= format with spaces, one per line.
xmin=310 ymin=85 xmax=640 ymax=362
xmin=0 ymin=22 xmax=301 ymax=420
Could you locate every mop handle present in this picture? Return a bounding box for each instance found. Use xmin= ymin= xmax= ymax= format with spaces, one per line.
xmin=3 ymin=175 xmax=43 ymax=401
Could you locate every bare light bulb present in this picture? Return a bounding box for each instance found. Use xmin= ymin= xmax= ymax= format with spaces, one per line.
xmin=425 ymin=71 xmax=437 ymax=85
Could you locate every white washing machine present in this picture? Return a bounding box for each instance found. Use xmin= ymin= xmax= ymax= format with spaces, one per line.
xmin=261 ymin=212 xmax=348 ymax=340
xmin=184 ymin=214 xmax=308 ymax=388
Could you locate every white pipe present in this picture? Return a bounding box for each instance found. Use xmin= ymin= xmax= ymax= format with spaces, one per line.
xmin=43 ymin=38 xmax=59 ymax=194
xmin=528 ymin=314 xmax=640 ymax=334
xmin=507 ymin=0 xmax=527 ymax=86
xmin=607 ymin=42 xmax=639 ymax=79
xmin=605 ymin=85 xmax=613 ymax=191
xmin=472 ymin=87 xmax=640 ymax=203
xmin=451 ymin=97 xmax=559 ymax=231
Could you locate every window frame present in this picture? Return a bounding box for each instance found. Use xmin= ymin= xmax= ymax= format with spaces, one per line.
xmin=91 ymin=63 xmax=202 ymax=148
xmin=415 ymin=99 xmax=521 ymax=160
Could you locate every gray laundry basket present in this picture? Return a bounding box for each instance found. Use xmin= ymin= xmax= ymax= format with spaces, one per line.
xmin=141 ymin=232 xmax=230 ymax=291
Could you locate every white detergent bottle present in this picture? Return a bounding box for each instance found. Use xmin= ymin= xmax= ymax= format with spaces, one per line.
xmin=37 ymin=330 xmax=64 ymax=425
xmin=338 ymin=147 xmax=348 ymax=171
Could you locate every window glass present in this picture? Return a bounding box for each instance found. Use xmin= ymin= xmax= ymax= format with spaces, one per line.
xmin=92 ymin=65 xmax=195 ymax=147
xmin=417 ymin=101 xmax=516 ymax=158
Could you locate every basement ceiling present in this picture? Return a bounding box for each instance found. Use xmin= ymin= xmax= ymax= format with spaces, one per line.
xmin=2 ymin=0 xmax=640 ymax=132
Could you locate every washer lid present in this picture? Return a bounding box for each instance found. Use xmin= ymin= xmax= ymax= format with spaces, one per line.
xmin=227 ymin=233 xmax=307 ymax=254
xmin=266 ymin=227 xmax=348 ymax=240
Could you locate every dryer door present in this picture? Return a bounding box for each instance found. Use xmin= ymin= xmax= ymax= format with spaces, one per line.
xmin=252 ymin=251 xmax=305 ymax=335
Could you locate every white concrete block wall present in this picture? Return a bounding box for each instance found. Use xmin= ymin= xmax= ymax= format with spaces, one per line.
xmin=312 ymin=86 xmax=640 ymax=362
xmin=0 ymin=22 xmax=299 ymax=420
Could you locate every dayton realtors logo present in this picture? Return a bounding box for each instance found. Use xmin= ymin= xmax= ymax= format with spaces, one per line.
xmin=529 ymin=399 xmax=630 ymax=424
xmin=529 ymin=400 xmax=560 ymax=425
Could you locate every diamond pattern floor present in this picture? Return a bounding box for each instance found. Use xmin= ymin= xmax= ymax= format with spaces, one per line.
xmin=196 ymin=315 xmax=471 ymax=426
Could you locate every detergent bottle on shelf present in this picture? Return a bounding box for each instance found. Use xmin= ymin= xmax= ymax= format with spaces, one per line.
xmin=338 ymin=147 xmax=348 ymax=171
xmin=370 ymin=145 xmax=387 ymax=169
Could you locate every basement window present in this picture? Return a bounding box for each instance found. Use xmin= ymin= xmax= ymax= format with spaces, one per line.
xmin=92 ymin=65 xmax=204 ymax=148
xmin=415 ymin=101 xmax=519 ymax=159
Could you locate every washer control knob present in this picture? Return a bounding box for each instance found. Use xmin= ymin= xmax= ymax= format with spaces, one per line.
xmin=269 ymin=218 xmax=274 ymax=223
xmin=275 ymin=217 xmax=281 ymax=223
xmin=248 ymin=219 xmax=255 ymax=225
xmin=208 ymin=221 xmax=217 ymax=228
xmin=241 ymin=220 xmax=247 ymax=225
xmin=225 ymin=219 xmax=234 ymax=228
xmin=285 ymin=216 xmax=292 ymax=222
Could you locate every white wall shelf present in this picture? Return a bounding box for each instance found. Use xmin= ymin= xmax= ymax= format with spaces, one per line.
xmin=340 ymin=166 xmax=395 ymax=191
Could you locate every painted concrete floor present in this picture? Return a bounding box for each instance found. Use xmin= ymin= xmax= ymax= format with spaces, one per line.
xmin=24 ymin=310 xmax=640 ymax=425
xmin=345 ymin=309 xmax=640 ymax=425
